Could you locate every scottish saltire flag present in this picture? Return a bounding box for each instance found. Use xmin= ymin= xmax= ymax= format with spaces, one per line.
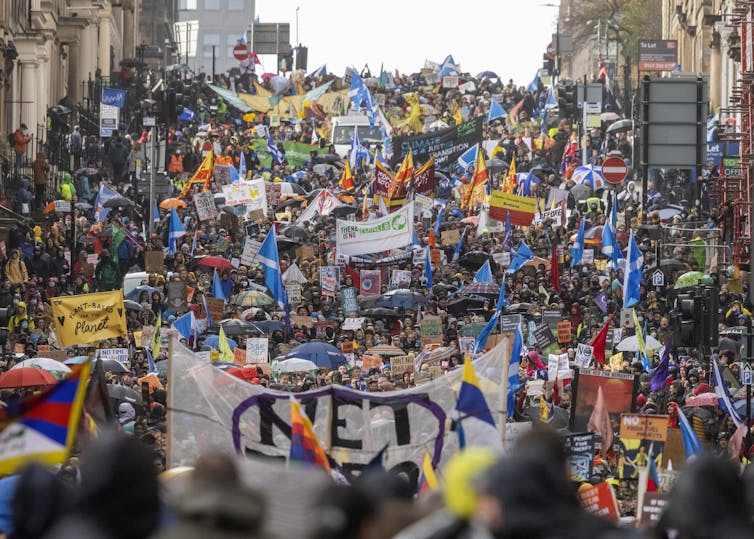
xmin=365 ymin=88 xmax=379 ymax=129
xmin=622 ymin=230 xmax=644 ymax=308
xmin=212 ymin=269 xmax=226 ymax=301
xmin=94 ymin=184 xmax=118 ymax=222
xmin=172 ymin=311 xmax=195 ymax=342
xmin=289 ymin=397 xmax=331 ymax=472
xmin=474 ymin=280 xmax=507 ymax=354
xmin=267 ymin=131 xmax=283 ymax=164
xmin=228 ymin=164 xmax=241 ymax=183
xmin=507 ymin=242 xmax=534 ymax=273
xmin=258 ymin=227 xmax=288 ymax=309
xmin=438 ymin=55 xmax=460 ymax=76
xmin=474 ymin=260 xmax=493 ymax=283
xmin=349 ymin=69 xmax=368 ymax=109
xmin=712 ymin=358 xmax=746 ymax=429
xmin=676 ymin=406 xmax=703 ymax=458
xmin=0 ymin=361 xmax=91 ymax=475
xmin=571 ymin=218 xmax=586 ymax=268
xmin=545 ymin=86 xmax=557 ymax=109
xmin=307 ymin=64 xmax=327 ymax=78
xmin=424 ymin=247 xmax=433 ymax=291
xmin=487 ymin=99 xmax=507 ymax=122
xmin=452 ymin=228 xmax=467 ymax=262
xmin=168 ymin=206 xmax=184 ymax=255
xmin=526 ymin=72 xmax=541 ymax=93
xmin=455 ymin=356 xmax=502 ymax=449
xmin=417 ymin=451 xmax=439 ymax=494
xmin=375 ymin=150 xmax=389 ymax=168
xmin=433 ymin=208 xmax=443 ymax=236
xmin=507 ymin=328 xmax=524 ymax=418
xmin=349 ymin=127 xmax=370 ymax=170
xmin=602 ymin=193 xmax=623 ymax=267
xmin=190 ymin=231 xmax=198 ymax=256
xmin=540 ymin=106 xmax=549 ymax=135
xmin=457 ymin=144 xmax=479 ymax=171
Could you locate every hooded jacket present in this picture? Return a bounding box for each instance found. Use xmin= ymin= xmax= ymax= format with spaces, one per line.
xmin=59 ymin=173 xmax=77 ymax=201
xmin=8 ymin=301 xmax=34 ymax=333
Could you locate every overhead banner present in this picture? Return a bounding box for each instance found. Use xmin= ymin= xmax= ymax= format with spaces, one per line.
xmin=336 ymin=204 xmax=414 ymax=257
xmin=221 ymin=179 xmax=267 ymax=212
xmin=50 ymin=290 xmax=128 ymax=346
xmin=168 ymin=335 xmax=513 ymax=470
xmin=489 ymin=191 xmax=537 ymax=226
xmin=391 ymin=117 xmax=483 ymax=168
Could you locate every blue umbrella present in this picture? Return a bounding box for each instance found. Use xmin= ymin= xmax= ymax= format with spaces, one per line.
xmin=126 ymin=285 xmax=155 ymax=302
xmin=203 ymin=335 xmax=238 ymax=350
xmin=572 ymin=165 xmax=607 ymax=190
xmin=64 ymin=356 xmax=90 ymax=365
xmin=476 ymin=71 xmax=498 ymax=79
xmin=283 ymin=342 xmax=346 ymax=369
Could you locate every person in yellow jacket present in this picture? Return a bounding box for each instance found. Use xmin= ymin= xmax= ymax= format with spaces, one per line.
xmin=8 ymin=301 xmax=34 ymax=334
xmin=5 ymin=249 xmax=28 ymax=285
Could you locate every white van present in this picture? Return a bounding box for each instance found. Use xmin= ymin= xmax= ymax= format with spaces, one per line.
xmin=123 ymin=270 xmax=174 ymax=299
xmin=331 ymin=115 xmax=383 ymax=157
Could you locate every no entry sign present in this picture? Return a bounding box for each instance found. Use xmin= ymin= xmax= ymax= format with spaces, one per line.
xmin=601 ymin=156 xmax=629 ymax=184
xmin=233 ymin=44 xmax=249 ymax=61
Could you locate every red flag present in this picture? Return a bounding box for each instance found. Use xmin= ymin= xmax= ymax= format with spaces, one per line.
xmin=344 ymin=264 xmax=361 ymax=289
xmin=587 ymin=385 xmax=614 ymax=457
xmin=727 ymin=423 xmax=747 ymax=463
xmin=549 ymin=244 xmax=560 ymax=293
xmin=590 ymin=311 xmax=616 ymax=365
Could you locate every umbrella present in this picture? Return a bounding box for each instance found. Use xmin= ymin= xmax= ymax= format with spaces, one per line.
xmin=64 ymin=356 xmax=90 ymax=365
xmin=330 ymin=206 xmax=358 ymax=217
xmin=366 ymin=344 xmax=407 ymax=357
xmin=476 ymin=71 xmax=498 ymax=79
xmin=124 ymin=299 xmax=143 ymax=311
xmin=107 ymin=384 xmax=143 ymax=405
xmin=246 ymin=319 xmax=284 ymax=334
xmin=102 ymin=195 xmax=135 ymax=208
xmin=159 ymin=198 xmax=187 ymax=210
xmin=276 ymin=358 xmax=318 ymax=372
xmin=231 ymin=290 xmax=275 ymax=307
xmin=11 ymin=358 xmax=71 ymax=374
xmin=74 ymin=202 xmax=93 ymax=210
xmin=572 ymin=165 xmax=607 ymax=190
xmin=203 ymin=334 xmax=238 ymax=350
xmin=275 ymin=199 xmax=303 ymax=211
xmin=276 ymin=238 xmax=302 ymax=251
xmin=313 ymin=164 xmax=338 ymax=175
xmin=195 ymin=256 xmax=233 ymax=271
xmin=208 ymin=319 xmax=256 ymax=336
xmin=505 ymin=302 xmax=535 ymax=313
xmin=461 ymin=281 xmax=500 ymax=297
xmin=429 ymin=120 xmax=449 ymax=131
xmin=459 ymin=251 xmax=491 ymax=270
xmin=126 ymin=285 xmax=155 ymax=302
xmin=370 ymin=289 xmax=427 ymax=309
xmin=416 ymin=346 xmax=456 ymax=365
xmin=569 ymin=183 xmax=592 ymax=201
xmin=685 ymin=392 xmax=718 ymax=407
xmin=96 ymin=358 xmax=129 ymax=373
xmin=0 ymin=368 xmax=57 ymax=388
xmin=674 ymin=271 xmax=712 ymax=289
xmin=659 ymin=259 xmax=692 ymax=273
xmin=75 ymin=167 xmax=99 ymax=177
xmin=657 ymin=205 xmax=685 ymax=221
xmin=283 ymin=342 xmax=346 ymax=369
xmin=600 ymin=112 xmax=621 ymax=122
xmin=360 ymin=307 xmax=404 ymax=318
xmin=616 ymin=334 xmax=662 ymax=352
xmin=606 ymin=118 xmax=633 ymax=134
xmin=486 ymin=159 xmax=508 ymax=174
xmin=445 ymin=296 xmax=485 ymax=315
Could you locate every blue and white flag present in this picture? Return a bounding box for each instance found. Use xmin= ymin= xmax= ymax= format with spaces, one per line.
xmin=424 ymin=247 xmax=433 ymax=291
xmin=507 ymin=328 xmax=524 ymax=418
xmin=258 ymin=228 xmax=288 ymax=309
xmin=94 ymin=184 xmax=119 ymax=223
xmin=438 ymin=55 xmax=460 ymax=76
xmin=507 ymin=242 xmax=534 ymax=273
xmin=540 ymin=107 xmax=549 ymax=135
xmin=168 ymin=206 xmax=185 ymax=255
xmin=571 ymin=218 xmax=586 ymax=268
xmin=602 ymin=192 xmax=623 ymax=267
xmin=307 ymin=64 xmax=327 ymax=79
xmin=452 ymin=228 xmax=467 ymax=262
xmin=526 ymin=72 xmax=541 ymax=94
xmin=365 ymin=88 xmax=379 ymax=129
xmin=622 ymin=230 xmax=644 ymax=308
xmin=146 ymin=348 xmax=159 ymax=375
xmin=238 ymin=152 xmax=247 ymax=180
xmin=349 ymin=69 xmax=368 ymax=109
xmin=487 ymin=99 xmax=507 ymax=122
xmin=228 ymin=164 xmax=241 ymax=183
xmin=677 ymin=406 xmax=704 ymax=459
xmin=544 ymin=86 xmax=557 ymax=109
xmin=172 ymin=311 xmax=195 ymax=342
xmin=212 ymin=269 xmax=226 ymax=301
xmin=474 ymin=260 xmax=493 ymax=283
xmin=267 ymin=131 xmax=283 ymax=165
xmin=349 ymin=127 xmax=370 ymax=170
xmin=202 ymin=295 xmax=213 ymax=327
xmin=712 ymin=358 xmax=745 ymax=429
xmin=152 ymin=199 xmax=160 ymax=224
xmin=457 ymin=144 xmax=479 ymax=172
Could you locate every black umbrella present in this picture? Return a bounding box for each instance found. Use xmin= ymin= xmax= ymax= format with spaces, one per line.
xmin=246 ymin=320 xmax=284 ymax=334
xmin=486 ymin=159 xmax=508 ymax=174
xmin=606 ymin=118 xmax=632 ymax=134
xmin=658 ymin=259 xmax=692 ymax=273
xmin=107 ymin=384 xmax=143 ymax=405
xmin=75 ymin=167 xmax=99 ymax=177
xmin=277 ymin=237 xmax=302 ymax=251
xmin=459 ymin=251 xmax=491 ymax=270
xmin=306 ymin=188 xmax=324 ymax=201
xmin=445 ymin=296 xmax=485 ymax=315
xmin=275 ymin=199 xmax=303 ymax=211
xmin=366 ymin=289 xmax=427 ymax=309
xmin=360 ymin=307 xmax=404 ymax=318
xmin=460 ymin=281 xmax=500 ymax=297
xmin=103 ymin=195 xmax=135 ymax=208
xmin=97 ymin=358 xmax=128 ymax=373
xmin=505 ymin=303 xmax=536 ymax=314
xmin=283 ymin=226 xmax=309 ymax=242
xmin=331 ymin=206 xmax=358 ymax=217
xmin=208 ymin=319 xmax=257 ymax=336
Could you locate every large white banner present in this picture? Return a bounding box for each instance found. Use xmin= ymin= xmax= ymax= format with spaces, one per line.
xmin=336 ymin=204 xmax=414 ymax=257
xmin=167 ymin=334 xmax=513 ymax=471
xmin=221 ymin=179 xmax=267 ymax=212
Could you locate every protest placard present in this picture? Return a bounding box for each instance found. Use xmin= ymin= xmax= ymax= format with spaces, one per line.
xmin=574 ymin=343 xmax=593 ymax=368
xmin=578 ymin=482 xmax=619 ymax=522
xmin=421 ymin=315 xmax=443 ymax=345
xmin=441 ymin=228 xmax=461 ymax=245
xmin=204 ymin=297 xmax=225 ymax=325
xmin=145 ymin=251 xmax=164 ymax=273
xmin=564 ymin=433 xmax=595 ymax=482
xmin=241 ymin=239 xmax=262 ymax=266
xmin=391 ymin=269 xmax=412 ymax=289
xmin=582 ymin=248 xmax=594 ymax=264
xmin=166 ymin=281 xmax=188 ymax=313
xmin=557 ymin=321 xmax=572 ymax=344
xmin=340 ymin=287 xmax=359 ymax=314
xmin=246 ymin=338 xmax=269 ymax=364
xmin=96 ymin=348 xmax=130 ymax=369
xmin=390 ymin=355 xmax=414 ymax=374
xmin=50 ymin=290 xmax=128 ymax=347
xmin=320 ymin=266 xmax=340 ymax=296
xmin=361 ymin=355 xmax=382 ymax=371
xmin=193 ymin=191 xmax=218 ymax=221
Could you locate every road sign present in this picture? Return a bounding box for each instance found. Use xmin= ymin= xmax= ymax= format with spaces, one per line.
xmin=143 ymin=116 xmax=155 ymax=127
xmin=602 ymin=156 xmax=629 ymax=184
xmin=233 ymin=43 xmax=249 ymax=61
xmin=651 ymin=269 xmax=665 ymax=287
xmin=546 ymin=42 xmax=556 ymax=59
xmin=741 ymin=363 xmax=752 ymax=386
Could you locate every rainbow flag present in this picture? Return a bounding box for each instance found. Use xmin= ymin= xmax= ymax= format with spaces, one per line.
xmin=289 ymin=397 xmax=330 ymax=473
xmin=417 ymin=451 xmax=439 ymax=494
xmin=0 ymin=361 xmax=91 ymax=475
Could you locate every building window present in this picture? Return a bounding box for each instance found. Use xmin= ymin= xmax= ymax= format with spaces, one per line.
xmin=228 ymin=0 xmax=245 ymax=9
xmin=179 ymin=0 xmax=197 ymax=9
xmin=202 ymin=33 xmax=220 ymax=58
xmin=227 ymin=34 xmax=242 ymax=58
xmin=203 ymin=0 xmax=220 ymax=9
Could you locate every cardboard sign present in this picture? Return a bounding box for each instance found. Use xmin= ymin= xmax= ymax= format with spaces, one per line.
xmin=290 ymin=315 xmax=314 ymax=328
xmin=390 ymin=355 xmax=414 ymax=374
xmin=420 ymin=315 xmax=443 ymax=345
xmin=359 ymin=269 xmax=381 ymax=296
xmin=319 ymin=266 xmax=340 ymax=296
xmin=557 ymin=321 xmax=572 ymax=344
xmin=204 ymin=297 xmax=225 ymax=325
xmin=619 ymin=414 xmax=669 ymax=443
xmin=441 ymin=228 xmax=461 ymax=245
xmin=564 ymin=433 xmax=595 ymax=482
xmin=166 ymin=281 xmax=188 ymax=314
xmin=241 ymin=239 xmax=262 ymax=266
xmin=145 ymin=251 xmax=165 ymax=273
xmin=575 ymin=343 xmax=593 ymax=368
xmin=578 ymin=482 xmax=619 ymax=522
xmin=193 ymin=191 xmax=218 ymax=221
xmin=50 ymin=290 xmax=128 ymax=347
xmin=361 ymin=354 xmax=382 ymax=372
xmin=245 ymin=337 xmax=269 ymax=364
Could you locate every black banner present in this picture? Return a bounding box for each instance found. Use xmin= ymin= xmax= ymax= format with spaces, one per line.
xmin=348 ymin=251 xmax=413 ymax=269
xmin=391 ymin=117 xmax=483 ymax=169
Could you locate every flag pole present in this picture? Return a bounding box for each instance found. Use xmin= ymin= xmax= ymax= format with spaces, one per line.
xmin=166 ymin=335 xmax=174 ymax=469
xmin=500 ymin=333 xmax=513 ymax=447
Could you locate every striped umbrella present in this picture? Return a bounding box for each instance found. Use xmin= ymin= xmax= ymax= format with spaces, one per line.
xmin=460 ymin=281 xmax=500 ymax=297
xmin=572 ymin=165 xmax=607 ymax=190
xmin=415 ymin=346 xmax=456 ymax=367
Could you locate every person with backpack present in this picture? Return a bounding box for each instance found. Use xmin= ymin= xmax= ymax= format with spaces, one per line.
xmin=11 ymin=124 xmax=32 ymax=177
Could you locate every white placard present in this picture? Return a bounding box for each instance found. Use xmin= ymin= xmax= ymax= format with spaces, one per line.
xmin=442 ymin=75 xmax=459 ymax=88
xmin=342 ymin=317 xmax=365 ymax=330
xmin=575 ymin=343 xmax=593 ymax=368
xmin=241 ymin=239 xmax=262 ymax=266
xmin=581 ymin=248 xmax=594 ymax=265
xmin=245 ymin=338 xmax=269 ymax=364
xmin=493 ymin=251 xmax=511 ymax=266
xmin=221 ymin=179 xmax=267 ymax=212
xmin=96 ymin=348 xmax=130 ymax=368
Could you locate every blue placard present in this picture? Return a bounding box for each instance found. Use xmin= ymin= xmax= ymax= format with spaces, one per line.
xmin=707 ymin=142 xmax=723 ymax=166
xmin=101 ymin=87 xmax=126 ymax=108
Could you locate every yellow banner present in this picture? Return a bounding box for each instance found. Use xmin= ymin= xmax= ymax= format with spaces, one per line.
xmin=50 ymin=290 xmax=128 ymax=346
xmin=489 ymin=191 xmax=537 ymax=214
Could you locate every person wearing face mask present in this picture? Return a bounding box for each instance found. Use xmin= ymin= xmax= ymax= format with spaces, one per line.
xmin=8 ymin=301 xmax=34 ymax=334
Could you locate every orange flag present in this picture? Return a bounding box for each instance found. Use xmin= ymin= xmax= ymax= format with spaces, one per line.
xmin=502 ymin=157 xmax=516 ymax=193
xmin=462 ymin=146 xmax=489 ymax=210
xmin=388 ymin=149 xmax=414 ymax=202
xmin=339 ymin=159 xmax=355 ymax=191
xmin=180 ymin=150 xmax=213 ymax=198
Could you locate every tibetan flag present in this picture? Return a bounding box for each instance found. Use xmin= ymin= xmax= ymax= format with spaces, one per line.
xmin=289 ymin=397 xmax=331 ymax=473
xmin=455 ymin=358 xmax=501 ymax=449
xmin=417 ymin=451 xmax=439 ymax=494
xmin=180 ymin=150 xmax=213 ymax=198
xmin=0 ymin=361 xmax=91 ymax=475
xmin=339 ymin=159 xmax=355 ymax=191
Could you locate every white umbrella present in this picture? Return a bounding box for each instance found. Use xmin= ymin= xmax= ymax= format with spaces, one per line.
xmin=276 ymin=358 xmax=318 ymax=372
xmin=616 ymin=335 xmax=662 ymax=352
xmin=11 ymin=358 xmax=71 ymax=373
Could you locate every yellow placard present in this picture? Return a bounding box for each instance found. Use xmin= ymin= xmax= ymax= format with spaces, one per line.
xmin=50 ymin=290 xmax=128 ymax=347
xmin=489 ymin=191 xmax=538 ymax=213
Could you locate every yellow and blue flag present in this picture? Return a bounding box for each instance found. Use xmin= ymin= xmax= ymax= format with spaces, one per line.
xmin=455 ymin=358 xmax=501 ymax=449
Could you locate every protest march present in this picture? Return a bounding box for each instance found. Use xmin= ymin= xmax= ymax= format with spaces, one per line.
xmin=0 ymin=7 xmax=751 ymax=539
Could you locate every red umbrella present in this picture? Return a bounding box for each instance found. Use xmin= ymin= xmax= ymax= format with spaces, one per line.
xmin=685 ymin=392 xmax=718 ymax=407
xmin=0 ymin=367 xmax=58 ymax=388
xmin=227 ymin=367 xmax=261 ymax=383
xmin=195 ymin=256 xmax=233 ymax=271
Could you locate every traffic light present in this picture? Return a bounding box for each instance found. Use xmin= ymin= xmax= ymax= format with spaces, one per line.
xmin=557 ymin=81 xmax=577 ymax=120
xmin=542 ymin=54 xmax=554 ymax=76
xmin=675 ymin=291 xmax=700 ymax=346
xmin=699 ymin=286 xmax=720 ymax=349
xmin=278 ymin=52 xmax=294 ymax=72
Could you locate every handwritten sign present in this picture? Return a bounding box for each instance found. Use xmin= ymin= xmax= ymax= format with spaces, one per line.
xmin=241 ymin=239 xmax=262 ymax=266
xmin=319 ymin=266 xmax=340 ymax=296
xmin=204 ymin=297 xmax=225 ymax=325
xmin=50 ymin=290 xmax=128 ymax=347
xmin=96 ymin=347 xmax=130 ymax=368
xmin=361 ymin=354 xmax=382 ymax=371
xmin=575 ymin=343 xmax=593 ymax=368
xmin=245 ymin=338 xmax=269 ymax=364
xmin=193 ymin=191 xmax=218 ymax=221
xmin=144 ymin=251 xmax=164 ymax=273
xmin=340 ymin=286 xmax=359 ymax=314
xmin=557 ymin=321 xmax=572 ymax=344
xmin=420 ymin=315 xmax=443 ymax=345
xmin=390 ymin=355 xmax=414 ymax=374
xmin=619 ymin=414 xmax=669 ymax=443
